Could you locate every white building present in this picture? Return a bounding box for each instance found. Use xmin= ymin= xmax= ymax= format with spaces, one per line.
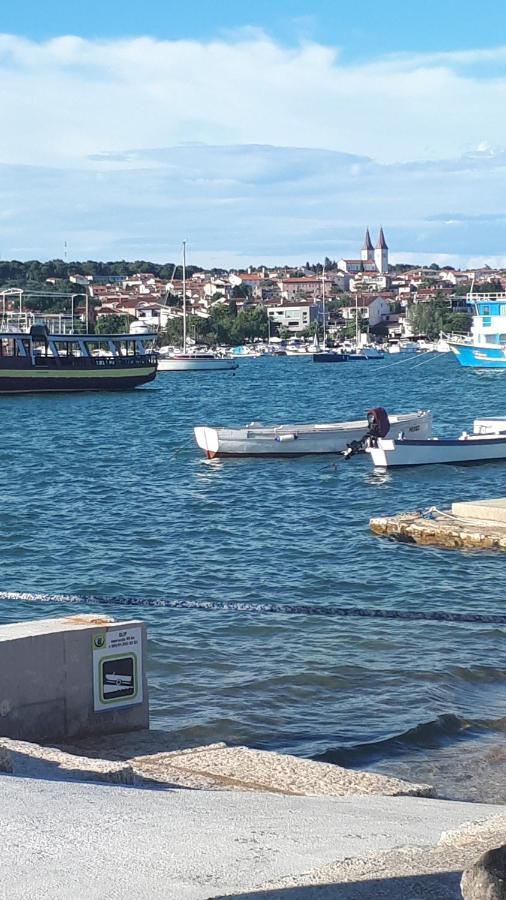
xmin=267 ymin=302 xmax=322 ymax=333
xmin=341 ymin=295 xmax=391 ymax=329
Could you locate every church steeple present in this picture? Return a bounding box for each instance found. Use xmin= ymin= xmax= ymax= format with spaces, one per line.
xmin=361 ymin=228 xmax=374 ymax=262
xmin=376 ymin=227 xmax=388 ymax=250
xmin=374 ymin=227 xmax=389 ymax=273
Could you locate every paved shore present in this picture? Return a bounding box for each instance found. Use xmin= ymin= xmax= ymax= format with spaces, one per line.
xmin=2 ymin=774 xmax=505 ymax=899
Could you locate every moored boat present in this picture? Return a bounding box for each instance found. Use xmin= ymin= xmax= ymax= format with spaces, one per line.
xmin=156 ymin=348 xmax=239 ymax=371
xmin=157 ymin=241 xmax=238 ymax=373
xmin=345 ymin=346 xmax=385 ymax=361
xmin=194 ymin=409 xmax=432 ymax=458
xmin=367 ymin=417 xmax=506 ymax=467
xmin=448 ymin=287 xmax=506 ymax=368
xmin=0 ymin=326 xmax=157 ymax=392
xmin=313 ymin=350 xmax=348 ymax=363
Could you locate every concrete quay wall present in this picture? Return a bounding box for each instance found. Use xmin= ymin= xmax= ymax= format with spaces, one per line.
xmin=0 ymin=614 xmax=149 ymax=742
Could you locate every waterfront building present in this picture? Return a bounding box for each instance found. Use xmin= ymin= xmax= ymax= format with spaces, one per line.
xmin=341 ymin=295 xmax=391 ymax=329
xmin=267 ymin=301 xmax=323 ymax=333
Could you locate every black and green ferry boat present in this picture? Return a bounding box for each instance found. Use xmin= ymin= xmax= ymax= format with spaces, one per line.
xmin=0 ymin=326 xmax=157 ymax=392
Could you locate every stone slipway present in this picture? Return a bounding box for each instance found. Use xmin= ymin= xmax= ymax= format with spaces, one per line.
xmin=1 ymin=774 xmax=505 ymax=900
xmin=0 ymin=731 xmax=432 ymax=796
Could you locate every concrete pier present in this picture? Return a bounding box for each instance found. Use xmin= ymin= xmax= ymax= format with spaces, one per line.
xmin=370 ymin=498 xmax=506 ymax=550
xmin=451 ymin=496 xmax=506 ymax=524
xmin=0 ymin=614 xmax=149 ymax=742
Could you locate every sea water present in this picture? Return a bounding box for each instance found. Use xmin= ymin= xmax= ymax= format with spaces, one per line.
xmin=0 ymin=353 xmax=505 ymax=800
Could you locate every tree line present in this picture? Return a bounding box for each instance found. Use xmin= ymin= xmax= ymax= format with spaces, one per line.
xmin=408 ymin=298 xmax=471 ymax=338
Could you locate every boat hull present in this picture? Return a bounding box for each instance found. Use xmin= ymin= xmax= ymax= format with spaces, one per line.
xmin=448 ymin=341 xmax=506 ymax=368
xmin=369 ymin=435 xmax=506 ymax=468
xmin=194 ymin=411 xmax=432 ymax=458
xmin=157 ymin=356 xmax=238 ymax=372
xmin=313 ymin=352 xmax=348 ymax=363
xmin=0 ymin=366 xmax=157 ymax=393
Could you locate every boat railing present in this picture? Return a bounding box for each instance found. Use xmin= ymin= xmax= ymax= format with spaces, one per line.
xmin=0 ymin=312 xmax=87 ymax=335
xmin=466 ymin=291 xmax=506 ymax=303
xmin=444 ymin=332 xmax=471 ymax=345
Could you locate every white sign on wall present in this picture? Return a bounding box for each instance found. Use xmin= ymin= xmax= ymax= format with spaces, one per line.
xmin=92 ymin=626 xmax=143 ymax=712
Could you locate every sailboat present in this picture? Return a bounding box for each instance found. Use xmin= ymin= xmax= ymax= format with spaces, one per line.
xmin=345 ymin=295 xmax=384 ymax=360
xmin=313 ymin=264 xmax=347 ymax=362
xmin=156 ymin=242 xmax=238 ymax=372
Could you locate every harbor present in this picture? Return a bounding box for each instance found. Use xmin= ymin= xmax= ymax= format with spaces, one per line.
xmin=0 ymin=352 xmax=505 ymax=797
xmin=4 ymin=1 xmax=506 ymax=894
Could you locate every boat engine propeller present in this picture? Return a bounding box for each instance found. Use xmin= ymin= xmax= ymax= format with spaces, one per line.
xmin=342 ymin=407 xmax=391 ymax=459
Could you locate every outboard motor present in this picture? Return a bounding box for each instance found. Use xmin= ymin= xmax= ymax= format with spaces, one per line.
xmin=366 ymin=407 xmax=390 ymax=442
xmin=342 ymin=407 xmax=390 ymax=459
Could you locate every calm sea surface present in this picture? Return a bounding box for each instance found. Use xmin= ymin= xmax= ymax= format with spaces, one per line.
xmin=1 ymin=353 xmax=505 ymax=800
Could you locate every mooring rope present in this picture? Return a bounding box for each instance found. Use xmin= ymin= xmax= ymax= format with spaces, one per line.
xmin=371 ymin=350 xmax=440 ymax=376
xmin=0 ymin=591 xmax=504 ymax=625
xmin=428 ymin=505 xmax=506 ymax=529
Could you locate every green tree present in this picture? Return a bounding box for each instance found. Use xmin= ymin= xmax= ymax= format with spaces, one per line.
xmin=162 ymin=318 xmax=184 ymax=345
xmin=478 ymin=280 xmax=503 ymax=293
xmin=95 ymin=314 xmax=131 ymax=334
xmin=408 ymin=298 xmax=471 ymax=338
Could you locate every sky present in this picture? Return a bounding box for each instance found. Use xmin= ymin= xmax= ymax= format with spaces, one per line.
xmin=1 ymin=0 xmax=506 ymax=266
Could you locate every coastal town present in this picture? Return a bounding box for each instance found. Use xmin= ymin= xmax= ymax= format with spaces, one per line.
xmin=0 ymin=228 xmax=499 ymax=344
xmin=4 ymin=0 xmax=506 ymax=890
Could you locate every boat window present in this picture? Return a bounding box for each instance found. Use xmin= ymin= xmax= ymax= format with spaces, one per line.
xmin=482 ymin=317 xmax=492 ymax=327
xmin=84 ymin=341 xmax=110 ymax=358
xmin=14 ymin=338 xmax=28 ymax=357
xmin=482 ymin=305 xmax=490 ymax=315
xmin=0 ymin=338 xmax=15 ymax=356
xmin=62 ymin=340 xmax=82 ymax=356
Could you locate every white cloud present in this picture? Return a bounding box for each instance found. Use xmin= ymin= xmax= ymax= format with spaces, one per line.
xmin=1 ymin=33 xmax=506 ymax=167
xmin=1 ymin=33 xmax=506 ymax=263
xmin=1 ymin=143 xmax=506 ymax=266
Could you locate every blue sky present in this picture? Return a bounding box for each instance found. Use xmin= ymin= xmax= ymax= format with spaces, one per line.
xmin=4 ymin=0 xmax=506 ymax=59
xmin=1 ymin=2 xmax=506 ymax=265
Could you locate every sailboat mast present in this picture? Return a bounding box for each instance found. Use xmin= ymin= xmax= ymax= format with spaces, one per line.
xmin=355 ymin=293 xmax=359 ymax=347
xmin=322 ymin=262 xmax=326 ymax=346
xmin=182 ymin=240 xmax=187 ymax=354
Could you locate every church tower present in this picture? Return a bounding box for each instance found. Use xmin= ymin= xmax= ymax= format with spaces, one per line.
xmin=374 ymin=227 xmax=389 ymax=274
xmin=361 ymin=228 xmax=374 ymax=262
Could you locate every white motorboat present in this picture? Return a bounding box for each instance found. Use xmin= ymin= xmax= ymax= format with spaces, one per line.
xmin=367 ymin=417 xmax=506 ymax=468
xmin=388 ymin=341 xmax=420 ymax=355
xmin=157 ymin=352 xmax=238 ymax=372
xmin=194 ymin=409 xmax=432 ymax=458
xmin=346 ymin=346 xmax=385 ymax=360
xmin=435 ymin=336 xmax=450 ymax=353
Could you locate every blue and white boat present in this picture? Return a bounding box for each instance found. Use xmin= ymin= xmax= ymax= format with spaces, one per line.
xmin=449 ymin=289 xmax=506 ymax=368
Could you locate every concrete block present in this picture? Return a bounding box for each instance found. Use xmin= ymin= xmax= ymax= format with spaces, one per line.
xmin=0 ymin=614 xmax=149 ymax=742
xmin=452 ymin=497 xmax=506 ymax=524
